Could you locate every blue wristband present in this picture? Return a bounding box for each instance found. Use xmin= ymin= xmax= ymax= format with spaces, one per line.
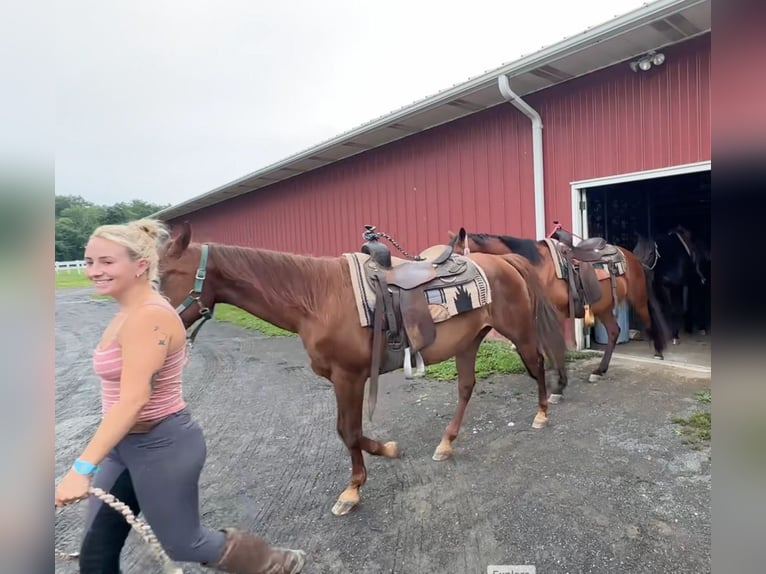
xmin=72 ymin=459 xmax=100 ymax=476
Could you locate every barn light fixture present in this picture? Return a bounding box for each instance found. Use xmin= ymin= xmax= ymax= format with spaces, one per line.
xmin=629 ymin=51 xmax=665 ymax=73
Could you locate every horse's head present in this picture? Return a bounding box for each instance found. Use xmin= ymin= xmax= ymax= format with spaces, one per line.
xmin=447 ymin=227 xmax=469 ymax=254
xmin=631 ymin=234 xmax=659 ymax=269
xmin=157 ymin=221 xmax=217 ymax=329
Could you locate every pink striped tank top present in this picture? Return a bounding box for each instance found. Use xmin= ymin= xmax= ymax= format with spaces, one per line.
xmin=93 ymin=300 xmax=188 ymax=421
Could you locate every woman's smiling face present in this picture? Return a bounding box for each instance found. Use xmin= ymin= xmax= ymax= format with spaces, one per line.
xmin=84 ymin=236 xmax=148 ymax=297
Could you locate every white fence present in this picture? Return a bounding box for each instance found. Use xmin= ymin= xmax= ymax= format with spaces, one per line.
xmin=55 ymin=260 xmax=87 ymax=273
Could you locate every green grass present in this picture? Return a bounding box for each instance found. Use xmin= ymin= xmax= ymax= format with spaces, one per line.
xmin=55 ymin=270 xmax=91 ymax=288
xmin=213 ymin=304 xmax=295 ymax=337
xmin=55 ymin=271 xmax=111 ymax=299
xmin=424 ymin=340 xmax=599 ymax=381
xmin=672 ymin=388 xmax=711 ymax=450
xmin=213 ymin=308 xmax=600 ymax=370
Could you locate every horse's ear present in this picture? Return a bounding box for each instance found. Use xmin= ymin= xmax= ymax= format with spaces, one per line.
xmin=458 ymin=227 xmax=466 ymax=241
xmin=178 ymin=221 xmax=192 ymax=250
xmin=167 ymin=221 xmax=192 ymax=257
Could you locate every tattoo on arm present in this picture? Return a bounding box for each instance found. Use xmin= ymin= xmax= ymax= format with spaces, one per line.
xmin=154 ymin=325 xmax=168 ymax=346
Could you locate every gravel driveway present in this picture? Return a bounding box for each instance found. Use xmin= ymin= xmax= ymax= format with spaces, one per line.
xmin=55 ymin=287 xmax=711 ymax=574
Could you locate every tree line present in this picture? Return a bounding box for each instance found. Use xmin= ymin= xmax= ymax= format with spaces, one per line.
xmin=55 ymin=195 xmax=170 ymax=261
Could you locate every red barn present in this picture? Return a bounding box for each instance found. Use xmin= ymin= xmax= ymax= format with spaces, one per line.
xmin=157 ymin=0 xmax=711 ymax=367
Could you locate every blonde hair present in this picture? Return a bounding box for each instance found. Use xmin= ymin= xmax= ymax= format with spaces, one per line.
xmin=90 ymin=218 xmax=171 ymax=286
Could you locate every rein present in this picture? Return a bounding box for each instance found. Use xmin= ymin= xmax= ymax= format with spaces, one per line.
xmin=669 ymin=231 xmax=707 ymax=285
xmin=174 ymin=243 xmax=213 ymax=345
xmin=644 ymin=241 xmax=661 ymax=271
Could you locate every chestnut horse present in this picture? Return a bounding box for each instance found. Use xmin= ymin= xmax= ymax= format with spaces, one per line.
xmin=449 ymin=227 xmax=668 ymax=385
xmin=157 ymin=222 xmax=566 ymax=516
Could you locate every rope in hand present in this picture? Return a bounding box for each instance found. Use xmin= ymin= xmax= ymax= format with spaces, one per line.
xmin=55 ymin=486 xmax=183 ymax=574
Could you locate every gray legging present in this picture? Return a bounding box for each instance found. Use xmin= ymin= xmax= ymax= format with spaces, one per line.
xmin=79 ymin=408 xmax=226 ymax=572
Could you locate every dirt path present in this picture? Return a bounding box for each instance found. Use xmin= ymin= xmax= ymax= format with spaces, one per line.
xmin=55 ymin=288 xmax=710 ymax=573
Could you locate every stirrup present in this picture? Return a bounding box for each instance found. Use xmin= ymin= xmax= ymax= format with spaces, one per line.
xmin=415 ymin=351 xmax=425 ymax=377
xmin=404 ymin=347 xmax=413 ymax=378
xmin=403 ymin=348 xmax=426 ymax=379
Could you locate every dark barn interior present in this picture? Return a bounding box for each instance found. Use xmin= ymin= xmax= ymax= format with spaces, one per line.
xmin=584 ymin=169 xmax=711 ymax=367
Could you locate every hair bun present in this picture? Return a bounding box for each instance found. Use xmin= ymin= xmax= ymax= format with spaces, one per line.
xmin=130 ymin=219 xmax=169 ymax=242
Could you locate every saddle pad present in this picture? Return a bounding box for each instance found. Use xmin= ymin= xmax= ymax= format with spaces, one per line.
xmin=542 ymin=238 xmax=566 ymax=279
xmin=343 ymin=252 xmax=492 ymax=328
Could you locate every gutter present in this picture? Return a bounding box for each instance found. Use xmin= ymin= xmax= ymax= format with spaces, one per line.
xmin=498 ymin=74 xmax=545 ymax=239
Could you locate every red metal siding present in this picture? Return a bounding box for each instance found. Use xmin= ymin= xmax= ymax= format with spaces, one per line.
xmin=531 ymin=33 xmax=710 ymax=230
xmin=171 ymin=34 xmax=710 ymax=255
xmin=173 ymin=106 xmax=536 ymax=255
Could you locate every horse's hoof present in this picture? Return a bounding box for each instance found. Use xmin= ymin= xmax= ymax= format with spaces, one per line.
xmin=548 ymin=393 xmax=563 ymax=404
xmin=532 ymin=413 xmax=548 ymax=429
xmin=672 ymin=338 xmax=680 ymax=345
xmin=432 ymin=447 xmax=452 ymax=461
xmin=331 ymin=499 xmax=358 ymax=516
xmin=588 ymin=373 xmax=604 ymax=383
xmin=654 ymin=353 xmax=664 ymax=360
xmin=382 ymin=441 xmax=400 ymax=458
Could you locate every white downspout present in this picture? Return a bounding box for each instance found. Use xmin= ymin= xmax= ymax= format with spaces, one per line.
xmin=498 ymin=74 xmax=545 ymax=239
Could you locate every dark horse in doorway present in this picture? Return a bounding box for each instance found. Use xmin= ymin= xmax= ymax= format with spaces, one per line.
xmin=448 ymin=226 xmax=669 ymax=387
xmin=633 ymin=225 xmax=710 ymax=344
xmin=157 ymin=222 xmax=566 ymax=516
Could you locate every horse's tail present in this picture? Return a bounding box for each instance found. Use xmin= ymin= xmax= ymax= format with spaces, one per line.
xmin=626 ymin=246 xmax=669 ymax=354
xmin=643 ymin=265 xmax=669 ymax=353
xmin=499 ymin=253 xmax=567 ymax=372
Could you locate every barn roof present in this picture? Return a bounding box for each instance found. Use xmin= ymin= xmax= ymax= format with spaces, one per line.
xmin=155 ymin=0 xmax=710 ymax=221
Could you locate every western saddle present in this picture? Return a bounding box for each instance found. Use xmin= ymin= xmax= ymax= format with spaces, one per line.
xmin=548 ymin=225 xmax=625 ymax=322
xmin=550 ymin=227 xmax=619 ymax=262
xmin=359 ymin=225 xmax=478 ymax=420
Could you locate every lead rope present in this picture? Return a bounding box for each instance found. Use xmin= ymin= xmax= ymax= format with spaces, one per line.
xmin=55 ymin=486 xmax=183 ymax=574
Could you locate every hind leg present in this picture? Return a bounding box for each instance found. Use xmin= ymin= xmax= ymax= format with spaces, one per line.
xmin=658 ymin=282 xmax=682 ymax=344
xmin=433 ymin=335 xmax=484 ymax=461
xmin=633 ymin=301 xmax=665 ymax=360
xmin=590 ymin=310 xmax=620 ymax=382
xmin=669 ymin=286 xmax=685 ymax=344
xmin=491 ymin=323 xmax=550 ymax=428
xmin=547 ymin=317 xmax=569 ymax=403
xmin=515 ymin=341 xmax=550 ymax=428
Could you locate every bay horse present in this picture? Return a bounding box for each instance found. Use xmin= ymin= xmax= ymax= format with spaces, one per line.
xmin=448 ymin=226 xmax=668 ymax=385
xmin=157 ymin=222 xmax=566 ymax=517
xmin=634 ymin=225 xmax=709 ymax=344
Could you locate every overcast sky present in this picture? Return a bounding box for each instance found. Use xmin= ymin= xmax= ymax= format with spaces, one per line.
xmin=56 ymin=0 xmax=647 ymax=207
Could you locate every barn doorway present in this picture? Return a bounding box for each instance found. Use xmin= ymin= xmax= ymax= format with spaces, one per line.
xmin=570 ymin=161 xmax=711 ymax=373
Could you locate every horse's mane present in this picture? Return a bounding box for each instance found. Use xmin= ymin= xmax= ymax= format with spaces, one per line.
xmin=209 ymin=243 xmax=346 ymax=317
xmin=468 ymin=232 xmax=543 ymax=265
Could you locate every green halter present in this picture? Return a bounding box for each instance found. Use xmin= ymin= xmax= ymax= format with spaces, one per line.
xmin=173 ymin=243 xmax=213 ymax=345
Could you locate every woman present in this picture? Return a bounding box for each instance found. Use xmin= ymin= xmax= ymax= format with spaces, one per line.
xmin=54 ymin=219 xmax=305 ymax=574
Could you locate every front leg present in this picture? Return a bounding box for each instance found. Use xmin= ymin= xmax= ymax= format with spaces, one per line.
xmin=433 ymin=338 xmax=482 ymax=461
xmin=330 ymin=370 xmax=399 ymax=516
